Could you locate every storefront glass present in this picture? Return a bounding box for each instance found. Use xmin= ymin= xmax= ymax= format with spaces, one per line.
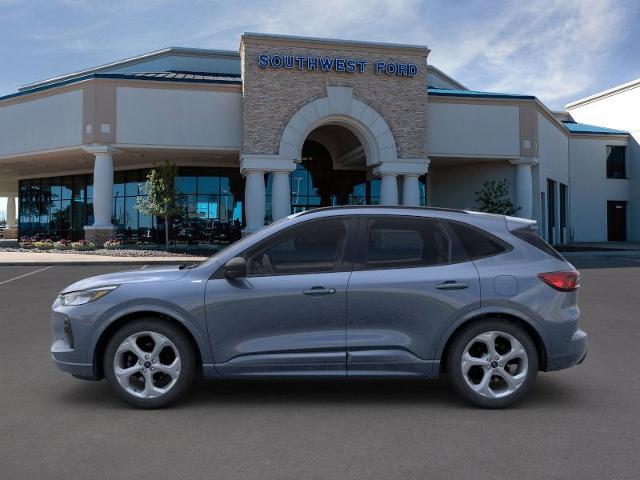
xmin=19 ymin=167 xmax=244 ymax=244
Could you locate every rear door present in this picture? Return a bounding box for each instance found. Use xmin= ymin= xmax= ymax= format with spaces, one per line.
xmin=346 ymin=215 xmax=481 ymax=376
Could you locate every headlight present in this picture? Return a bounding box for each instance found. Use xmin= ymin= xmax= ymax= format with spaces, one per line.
xmin=59 ymin=286 xmax=118 ymax=306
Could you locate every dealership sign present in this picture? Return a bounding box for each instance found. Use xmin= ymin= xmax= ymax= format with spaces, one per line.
xmin=257 ymin=53 xmax=418 ymax=77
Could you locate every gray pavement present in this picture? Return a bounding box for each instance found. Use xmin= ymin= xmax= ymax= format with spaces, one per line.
xmin=1 ymin=260 xmax=639 ymax=479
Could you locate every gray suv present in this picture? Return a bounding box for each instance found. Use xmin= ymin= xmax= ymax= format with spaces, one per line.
xmin=51 ymin=207 xmax=587 ymax=409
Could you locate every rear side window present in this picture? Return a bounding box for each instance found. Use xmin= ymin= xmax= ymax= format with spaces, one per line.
xmin=512 ymin=228 xmax=565 ymax=260
xmin=364 ymin=217 xmax=453 ymax=269
xmin=447 ymin=221 xmax=509 ymax=260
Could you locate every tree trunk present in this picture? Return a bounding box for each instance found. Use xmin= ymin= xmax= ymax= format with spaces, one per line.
xmin=164 ymin=217 xmax=169 ymax=251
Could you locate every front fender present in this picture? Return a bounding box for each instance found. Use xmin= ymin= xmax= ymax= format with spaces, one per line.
xmin=88 ymin=299 xmax=213 ymax=365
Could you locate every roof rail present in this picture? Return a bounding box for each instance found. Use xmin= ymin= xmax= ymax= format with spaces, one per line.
xmin=297 ymin=205 xmax=469 ymax=216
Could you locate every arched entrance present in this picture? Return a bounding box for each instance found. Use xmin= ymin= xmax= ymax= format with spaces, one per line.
xmin=285 ymin=124 xmax=382 ymax=215
xmin=241 ymin=87 xmax=429 ymax=231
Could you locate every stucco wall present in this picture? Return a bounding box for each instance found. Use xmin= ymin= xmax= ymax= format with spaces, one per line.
xmin=240 ymin=36 xmax=428 ymax=159
xmin=427 ymin=102 xmax=520 ymax=157
xmin=428 ymin=161 xmax=515 ymax=210
xmin=568 ymin=86 xmax=640 ymax=241
xmin=569 ymin=136 xmax=630 ymax=242
xmin=0 ymin=90 xmax=83 ymax=157
xmin=116 ymin=87 xmax=242 ymax=148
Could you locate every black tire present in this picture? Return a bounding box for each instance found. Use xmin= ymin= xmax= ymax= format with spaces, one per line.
xmin=446 ymin=319 xmax=538 ymax=408
xmin=103 ymin=319 xmax=196 ymax=409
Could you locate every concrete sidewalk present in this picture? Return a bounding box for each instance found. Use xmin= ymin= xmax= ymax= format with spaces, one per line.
xmin=0 ymin=251 xmax=208 ymax=266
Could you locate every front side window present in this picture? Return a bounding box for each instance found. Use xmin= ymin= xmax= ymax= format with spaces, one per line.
xmin=364 ymin=217 xmax=455 ymax=269
xmin=246 ymin=218 xmax=349 ymax=276
xmin=606 ymin=146 xmax=626 ymax=179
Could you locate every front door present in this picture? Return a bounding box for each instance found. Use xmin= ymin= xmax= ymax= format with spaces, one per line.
xmin=205 ymin=217 xmax=354 ymax=376
xmin=346 ymin=216 xmax=481 ymax=376
xmin=608 ymin=201 xmax=627 ymax=241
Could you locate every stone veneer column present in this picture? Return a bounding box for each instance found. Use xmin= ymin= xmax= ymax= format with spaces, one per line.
xmin=380 ymin=174 xmax=399 ymax=206
xmin=402 ymin=175 xmax=421 ymax=206
xmin=6 ymin=195 xmax=16 ymax=229
xmin=271 ymin=171 xmax=291 ymax=221
xmin=241 ymin=155 xmax=296 ymax=232
xmin=375 ymin=160 xmax=429 ymax=207
xmin=84 ymin=145 xmax=117 ymax=245
xmin=244 ymin=170 xmax=266 ymax=233
xmin=2 ymin=195 xmax=18 ymax=240
xmin=510 ymin=157 xmax=538 ymax=219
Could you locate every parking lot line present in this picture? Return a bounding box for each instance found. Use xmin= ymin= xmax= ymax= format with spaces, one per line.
xmin=0 ymin=266 xmax=52 ymax=286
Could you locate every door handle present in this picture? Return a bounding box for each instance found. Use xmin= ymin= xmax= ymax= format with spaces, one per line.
xmin=303 ymin=286 xmax=337 ymax=296
xmin=436 ymin=281 xmax=469 ymax=290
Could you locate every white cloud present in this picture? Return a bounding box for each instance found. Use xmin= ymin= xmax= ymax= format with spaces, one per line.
xmin=425 ymin=0 xmax=630 ymax=108
xmin=3 ymin=0 xmax=634 ymax=109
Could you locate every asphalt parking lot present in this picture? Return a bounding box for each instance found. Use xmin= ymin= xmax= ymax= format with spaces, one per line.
xmin=1 ymin=258 xmax=639 ymax=479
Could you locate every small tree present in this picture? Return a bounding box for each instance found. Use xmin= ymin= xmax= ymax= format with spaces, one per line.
xmin=475 ymin=179 xmax=519 ymax=216
xmin=136 ymin=160 xmax=178 ymax=250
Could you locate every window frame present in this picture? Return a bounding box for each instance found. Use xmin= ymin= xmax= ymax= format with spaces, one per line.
xmin=352 ymin=215 xmax=474 ymax=272
xmin=606 ymin=145 xmax=627 ymax=180
xmin=214 ymin=216 xmax=357 ymax=279
xmin=446 ymin=219 xmax=513 ymax=261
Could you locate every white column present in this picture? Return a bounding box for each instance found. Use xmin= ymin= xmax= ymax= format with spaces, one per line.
xmin=6 ymin=195 xmax=16 ymax=229
xmin=271 ymin=171 xmax=291 ymax=221
xmin=510 ymin=158 xmax=537 ymax=219
xmin=244 ymin=170 xmax=266 ymax=232
xmin=92 ymin=152 xmax=115 ymax=227
xmin=402 ymin=175 xmax=420 ymax=206
xmin=380 ymin=174 xmax=399 ymax=206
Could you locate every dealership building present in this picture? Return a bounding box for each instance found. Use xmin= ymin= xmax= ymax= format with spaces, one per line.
xmin=0 ymin=33 xmax=636 ymax=245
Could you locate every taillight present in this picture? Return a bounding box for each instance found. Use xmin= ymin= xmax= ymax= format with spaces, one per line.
xmin=537 ymin=271 xmax=580 ymax=292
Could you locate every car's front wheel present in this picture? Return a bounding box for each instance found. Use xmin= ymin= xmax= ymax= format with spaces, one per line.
xmin=446 ymin=319 xmax=538 ymax=408
xmin=103 ymin=319 xmax=196 ymax=408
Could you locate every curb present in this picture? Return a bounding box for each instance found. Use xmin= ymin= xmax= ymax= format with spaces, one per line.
xmin=0 ymin=259 xmax=205 ymax=266
xmin=563 ymin=251 xmax=640 ymax=258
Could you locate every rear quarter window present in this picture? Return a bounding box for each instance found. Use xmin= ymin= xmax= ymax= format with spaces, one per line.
xmin=447 ymin=221 xmax=510 ymax=260
xmin=511 ymin=228 xmax=565 ymax=260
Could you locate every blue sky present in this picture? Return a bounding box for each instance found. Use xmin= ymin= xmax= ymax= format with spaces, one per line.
xmin=1 ymin=0 xmax=639 ymax=108
xmin=1 ymin=0 xmax=640 ymax=218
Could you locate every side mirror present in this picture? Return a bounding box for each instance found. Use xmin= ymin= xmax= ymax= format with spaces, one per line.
xmin=223 ymin=256 xmax=247 ymax=279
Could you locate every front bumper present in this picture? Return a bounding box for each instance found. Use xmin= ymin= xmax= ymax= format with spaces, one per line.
xmin=546 ymin=328 xmax=588 ymax=371
xmin=51 ymin=308 xmax=100 ymax=380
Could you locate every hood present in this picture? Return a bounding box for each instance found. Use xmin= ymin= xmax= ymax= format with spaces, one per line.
xmin=60 ymin=265 xmax=190 ymax=293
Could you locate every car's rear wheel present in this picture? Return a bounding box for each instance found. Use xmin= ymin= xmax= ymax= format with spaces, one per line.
xmin=103 ymin=319 xmax=195 ymax=408
xmin=446 ymin=319 xmax=538 ymax=408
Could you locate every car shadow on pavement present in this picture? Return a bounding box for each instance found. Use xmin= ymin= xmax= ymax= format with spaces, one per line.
xmin=56 ymin=374 xmax=582 ymax=410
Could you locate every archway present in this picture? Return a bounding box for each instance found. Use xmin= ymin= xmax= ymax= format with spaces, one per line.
xmin=285 ymin=124 xmax=382 ymax=214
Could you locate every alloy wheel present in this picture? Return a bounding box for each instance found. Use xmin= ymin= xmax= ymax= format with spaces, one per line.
xmin=461 ymin=330 xmax=529 ymax=399
xmin=113 ymin=331 xmax=181 ymax=399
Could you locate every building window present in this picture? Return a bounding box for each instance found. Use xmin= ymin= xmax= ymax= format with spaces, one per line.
xmin=606 ymin=146 xmax=626 ymax=179
xmin=18 ymin=167 xmax=244 ymax=245
xmin=560 ymin=183 xmax=568 ymax=244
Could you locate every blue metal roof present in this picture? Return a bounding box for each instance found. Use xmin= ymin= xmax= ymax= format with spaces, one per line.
xmin=562 ymin=121 xmax=627 ymax=135
xmin=0 ymin=71 xmax=242 ymax=103
xmin=427 ymin=87 xmax=535 ymax=100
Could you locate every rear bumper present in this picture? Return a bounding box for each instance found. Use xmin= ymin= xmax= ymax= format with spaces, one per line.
xmin=545 ymin=328 xmax=588 ymax=371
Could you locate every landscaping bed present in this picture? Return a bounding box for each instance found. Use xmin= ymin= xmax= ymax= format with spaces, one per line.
xmin=0 ymin=238 xmax=208 ymax=257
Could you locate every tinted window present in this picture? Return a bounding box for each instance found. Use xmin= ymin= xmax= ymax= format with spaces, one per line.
xmin=512 ymin=227 xmax=565 ymax=261
xmin=448 ymin=222 xmax=508 ymax=260
xmin=246 ymin=218 xmax=348 ymax=276
xmin=606 ymin=146 xmax=626 ymax=179
xmin=364 ymin=217 xmax=453 ymax=269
